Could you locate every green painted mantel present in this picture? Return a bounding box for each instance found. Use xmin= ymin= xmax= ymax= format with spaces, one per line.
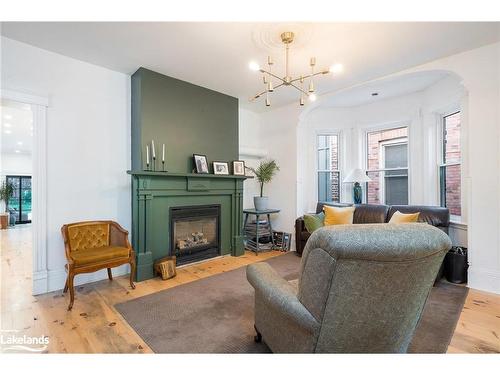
xmin=128 ymin=170 xmax=250 ymax=281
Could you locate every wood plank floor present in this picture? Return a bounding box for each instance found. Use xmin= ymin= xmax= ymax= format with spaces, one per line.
xmin=1 ymin=225 xmax=499 ymax=353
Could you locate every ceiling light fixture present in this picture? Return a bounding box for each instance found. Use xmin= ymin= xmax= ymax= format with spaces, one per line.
xmin=4 ymin=129 xmax=12 ymax=134
xmin=249 ymin=31 xmax=343 ymax=107
xmin=17 ymin=141 xmax=23 ymax=145
xmin=15 ymin=150 xmax=20 ymax=153
xmin=4 ymin=114 xmax=13 ymax=120
xmin=4 ymin=123 xmax=12 ymax=128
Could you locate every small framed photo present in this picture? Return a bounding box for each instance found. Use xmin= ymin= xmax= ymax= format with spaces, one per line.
xmin=193 ymin=154 xmax=209 ymax=174
xmin=232 ymin=160 xmax=245 ymax=176
xmin=213 ymin=161 xmax=229 ymax=175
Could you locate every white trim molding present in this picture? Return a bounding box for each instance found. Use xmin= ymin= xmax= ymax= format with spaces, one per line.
xmin=468 ymin=267 xmax=500 ymax=295
xmin=1 ymin=89 xmax=49 ymax=295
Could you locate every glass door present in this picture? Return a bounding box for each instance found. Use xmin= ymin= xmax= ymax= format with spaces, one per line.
xmin=6 ymin=175 xmax=32 ymax=224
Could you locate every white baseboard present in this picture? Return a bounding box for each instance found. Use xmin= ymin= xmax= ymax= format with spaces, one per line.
xmin=32 ymin=270 xmax=48 ymax=295
xmin=468 ymin=266 xmax=500 ymax=295
xmin=33 ymin=264 xmax=130 ymax=295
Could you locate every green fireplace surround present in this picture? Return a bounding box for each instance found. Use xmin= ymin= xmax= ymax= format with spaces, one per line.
xmin=128 ymin=170 xmax=249 ymax=281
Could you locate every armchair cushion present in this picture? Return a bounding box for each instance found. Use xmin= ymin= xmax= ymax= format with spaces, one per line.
xmin=70 ymin=246 xmax=130 ymax=266
xmin=68 ymin=223 xmax=110 ymax=251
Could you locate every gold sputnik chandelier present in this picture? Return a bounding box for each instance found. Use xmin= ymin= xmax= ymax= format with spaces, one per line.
xmin=249 ymin=31 xmax=343 ymax=107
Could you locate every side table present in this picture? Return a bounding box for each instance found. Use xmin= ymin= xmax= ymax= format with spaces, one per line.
xmin=243 ymin=208 xmax=280 ymax=255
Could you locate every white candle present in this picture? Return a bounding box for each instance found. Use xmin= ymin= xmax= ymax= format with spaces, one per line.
xmin=146 ymin=145 xmax=150 ymax=165
xmin=151 ymin=140 xmax=156 ymax=159
xmin=162 ymin=144 xmax=165 ymax=162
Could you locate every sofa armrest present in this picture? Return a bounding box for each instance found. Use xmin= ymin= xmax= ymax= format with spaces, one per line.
xmin=246 ymin=262 xmax=318 ymax=333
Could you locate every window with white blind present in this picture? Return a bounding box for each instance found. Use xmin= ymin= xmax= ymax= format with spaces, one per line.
xmin=317 ymin=134 xmax=341 ymax=203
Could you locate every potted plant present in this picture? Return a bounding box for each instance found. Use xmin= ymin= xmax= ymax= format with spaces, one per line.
xmin=247 ymin=159 xmax=280 ymax=211
xmin=0 ymin=180 xmax=14 ymax=229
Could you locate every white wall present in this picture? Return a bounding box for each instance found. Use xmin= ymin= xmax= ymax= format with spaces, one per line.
xmin=1 ymin=37 xmax=131 ymax=293
xmin=1 ymin=152 xmax=32 ymax=176
xmin=259 ymin=42 xmax=500 ymax=294
xmin=239 ymin=108 xmax=266 ymax=209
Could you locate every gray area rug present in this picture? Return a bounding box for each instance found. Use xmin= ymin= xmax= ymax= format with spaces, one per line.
xmin=115 ymin=253 xmax=468 ymax=353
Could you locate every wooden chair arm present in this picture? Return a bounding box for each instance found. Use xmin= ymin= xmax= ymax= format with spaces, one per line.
xmin=109 ymin=221 xmax=131 ymax=248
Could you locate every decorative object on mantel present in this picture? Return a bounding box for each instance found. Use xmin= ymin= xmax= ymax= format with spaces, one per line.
xmin=213 ymin=161 xmax=229 ymax=175
xmin=154 ymin=255 xmax=177 ymax=280
xmin=248 ymin=31 xmax=343 ymax=107
xmin=247 ymin=159 xmax=280 ymax=211
xmin=232 ymin=160 xmax=246 ymax=176
xmin=151 ymin=140 xmax=157 ymax=171
xmin=193 ymin=154 xmax=209 ymax=174
xmin=145 ymin=145 xmax=150 ymax=171
xmin=0 ymin=180 xmax=14 ymax=229
xmin=161 ymin=143 xmax=167 ymax=172
xmin=343 ymin=168 xmax=372 ymax=204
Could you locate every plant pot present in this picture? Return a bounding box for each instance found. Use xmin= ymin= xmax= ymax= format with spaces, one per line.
xmin=0 ymin=213 xmax=8 ymax=230
xmin=254 ymin=196 xmax=269 ymax=211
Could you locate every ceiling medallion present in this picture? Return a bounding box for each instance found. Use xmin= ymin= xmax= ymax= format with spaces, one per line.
xmin=249 ymin=31 xmax=343 ymax=107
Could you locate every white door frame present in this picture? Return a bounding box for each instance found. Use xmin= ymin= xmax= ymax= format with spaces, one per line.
xmin=1 ymin=89 xmax=48 ymax=295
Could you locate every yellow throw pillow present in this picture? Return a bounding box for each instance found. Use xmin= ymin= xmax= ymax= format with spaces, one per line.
xmin=323 ymin=206 xmax=355 ymax=226
xmin=389 ymin=211 xmax=420 ymax=223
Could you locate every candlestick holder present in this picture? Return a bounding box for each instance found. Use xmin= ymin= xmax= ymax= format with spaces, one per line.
xmin=146 ymin=163 xmax=150 ymax=171
xmin=152 ymin=157 xmax=157 ymax=172
xmin=162 ymin=161 xmax=166 ymax=172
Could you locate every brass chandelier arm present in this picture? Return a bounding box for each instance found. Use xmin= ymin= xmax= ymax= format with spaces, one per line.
xmin=259 ymin=69 xmax=287 ymax=83
xmin=249 ymin=83 xmax=285 ymax=101
xmin=290 ymin=83 xmax=310 ymax=96
xmin=289 ymin=70 xmax=329 ymax=84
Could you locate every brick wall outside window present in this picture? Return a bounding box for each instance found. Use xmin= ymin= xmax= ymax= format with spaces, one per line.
xmin=442 ymin=112 xmax=461 ymax=216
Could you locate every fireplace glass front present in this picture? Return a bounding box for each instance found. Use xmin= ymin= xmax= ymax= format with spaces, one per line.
xmin=170 ymin=205 xmax=220 ymax=265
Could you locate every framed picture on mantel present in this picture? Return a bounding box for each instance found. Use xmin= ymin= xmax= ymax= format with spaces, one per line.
xmin=232 ymin=160 xmax=245 ymax=176
xmin=193 ymin=154 xmax=209 ymax=174
xmin=213 ymin=161 xmax=229 ymax=175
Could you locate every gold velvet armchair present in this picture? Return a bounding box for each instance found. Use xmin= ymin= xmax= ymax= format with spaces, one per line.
xmin=61 ymin=220 xmax=136 ymax=310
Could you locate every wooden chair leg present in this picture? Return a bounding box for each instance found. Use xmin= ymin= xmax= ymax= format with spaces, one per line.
xmin=63 ymin=276 xmax=69 ymax=293
xmin=107 ymin=268 xmax=113 ymax=281
xmin=67 ymin=271 xmax=75 ymax=311
xmin=129 ymin=260 xmax=136 ymax=289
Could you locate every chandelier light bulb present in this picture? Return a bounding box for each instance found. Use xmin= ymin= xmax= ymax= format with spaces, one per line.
xmin=249 ymin=61 xmax=260 ymax=72
xmin=309 ymin=93 xmax=317 ymax=102
xmin=329 ymin=63 xmax=344 ymax=74
xmin=308 ymin=81 xmax=315 ymax=93
xmin=300 ymin=97 xmax=305 ymax=106
xmin=267 ymin=81 xmax=274 ymax=92
xmin=265 ymin=97 xmax=271 ymax=107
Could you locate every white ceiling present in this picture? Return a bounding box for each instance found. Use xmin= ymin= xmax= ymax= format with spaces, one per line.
xmin=1 ymin=22 xmax=499 ymax=111
xmin=321 ymin=70 xmax=451 ymax=108
xmin=1 ymin=100 xmax=33 ymax=155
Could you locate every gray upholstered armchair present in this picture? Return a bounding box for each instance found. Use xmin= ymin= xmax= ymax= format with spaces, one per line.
xmin=246 ymin=223 xmax=452 ymax=353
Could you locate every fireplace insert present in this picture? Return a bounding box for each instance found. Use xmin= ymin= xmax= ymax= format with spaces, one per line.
xmin=170 ymin=205 xmax=221 ymax=266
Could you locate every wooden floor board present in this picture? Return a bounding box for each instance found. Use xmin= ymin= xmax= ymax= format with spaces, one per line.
xmin=1 ymin=225 xmax=499 ymax=353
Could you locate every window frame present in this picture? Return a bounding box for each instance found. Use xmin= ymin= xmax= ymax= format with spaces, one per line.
xmin=364 ymin=124 xmax=410 ymax=205
xmin=438 ymin=110 xmax=462 ymax=222
xmin=315 ymin=132 xmax=342 ymax=203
